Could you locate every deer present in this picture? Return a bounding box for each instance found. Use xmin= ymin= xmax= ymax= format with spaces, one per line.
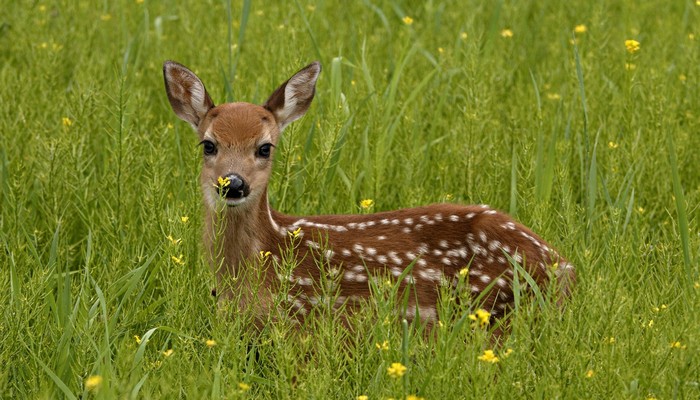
xmin=162 ymin=60 xmax=575 ymax=332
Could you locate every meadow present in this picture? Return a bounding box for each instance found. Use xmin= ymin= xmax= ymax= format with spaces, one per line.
xmin=1 ymin=0 xmax=699 ymax=398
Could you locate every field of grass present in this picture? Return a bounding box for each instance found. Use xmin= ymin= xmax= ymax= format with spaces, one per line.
xmin=1 ymin=0 xmax=699 ymax=398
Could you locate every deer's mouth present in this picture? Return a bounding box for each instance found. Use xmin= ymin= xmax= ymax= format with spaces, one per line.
xmin=224 ymin=197 xmax=248 ymax=207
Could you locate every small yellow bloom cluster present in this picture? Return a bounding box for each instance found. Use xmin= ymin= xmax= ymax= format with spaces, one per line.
xmin=670 ymin=341 xmax=687 ymax=349
xmin=608 ymin=141 xmax=619 ymax=149
xmin=166 ymin=234 xmax=181 ymax=245
xmin=62 ymin=117 xmax=73 ymax=127
xmin=217 ymin=176 xmax=231 ymax=188
xmin=163 ymin=349 xmax=174 ymax=357
xmin=85 ymin=375 xmax=103 ymax=392
xmin=238 ymin=382 xmax=251 ymax=392
xmin=625 ymin=39 xmax=640 ymax=54
xmin=360 ymin=199 xmax=375 ymax=209
xmin=181 ymin=216 xmax=189 ymax=223
xmin=375 ymin=340 xmax=389 ymax=351
xmin=468 ymin=308 xmax=491 ymax=328
xmin=406 ymin=395 xmax=425 ymax=400
xmin=259 ymin=250 xmax=271 ymax=260
xmin=652 ymin=304 xmax=668 ymax=313
xmin=205 ymin=339 xmax=217 ymax=347
xmin=357 ymin=396 xmax=369 ymax=400
xmin=477 ymin=349 xmax=499 ymax=363
xmin=171 ymin=254 xmax=184 ymax=265
xmin=459 ymin=268 xmax=469 ymax=277
xmin=402 ymin=16 xmax=414 ymax=25
xmin=387 ymin=362 xmax=407 ymax=378
xmin=501 ymin=29 xmax=513 ymax=38
xmin=134 ymin=335 xmax=142 ymax=344
xmin=289 ymin=227 xmax=302 ymax=239
xmin=585 ymin=369 xmax=595 ymax=378
xmin=574 ymin=24 xmax=587 ymax=34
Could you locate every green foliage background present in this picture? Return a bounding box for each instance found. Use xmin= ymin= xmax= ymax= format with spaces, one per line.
xmin=1 ymin=0 xmax=699 ymax=398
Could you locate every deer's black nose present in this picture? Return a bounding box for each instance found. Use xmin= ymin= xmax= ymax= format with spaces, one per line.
xmin=217 ymin=174 xmax=250 ymax=199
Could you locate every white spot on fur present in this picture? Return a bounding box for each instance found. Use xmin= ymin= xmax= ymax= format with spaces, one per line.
xmin=479 ymin=275 xmax=491 ymax=284
xmin=341 ymin=249 xmax=351 ymax=257
xmin=376 ymin=255 xmax=388 ymax=264
xmin=439 ymin=240 xmax=449 ymax=248
xmin=449 ymin=215 xmax=459 ymax=222
xmin=403 ymin=218 xmax=414 ymax=225
xmin=377 ymin=235 xmax=386 ymax=240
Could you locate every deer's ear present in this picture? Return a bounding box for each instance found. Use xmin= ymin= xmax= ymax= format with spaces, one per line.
xmin=163 ymin=61 xmax=215 ymax=130
xmin=263 ymin=61 xmax=321 ymax=131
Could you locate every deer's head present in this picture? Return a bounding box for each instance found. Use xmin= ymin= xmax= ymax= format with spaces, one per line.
xmin=163 ymin=61 xmax=321 ymax=210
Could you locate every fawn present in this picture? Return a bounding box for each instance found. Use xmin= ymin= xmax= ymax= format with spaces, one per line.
xmin=163 ymin=60 xmax=575 ymax=329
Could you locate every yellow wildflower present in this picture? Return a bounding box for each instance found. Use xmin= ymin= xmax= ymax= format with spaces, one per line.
xmin=546 ymin=93 xmax=561 ymax=101
xmin=238 ymin=382 xmax=251 ymax=391
xmin=438 ymin=47 xmax=444 ymax=54
xmin=85 ymin=375 xmax=103 ymax=392
xmin=460 ymin=32 xmax=468 ymax=40
xmin=375 ymin=340 xmax=389 ymax=351
xmin=387 ymin=362 xmax=407 ymax=378
xmin=501 ymin=29 xmax=513 ymax=38
xmin=39 ymin=5 xmax=47 ymax=12
xmin=166 ymin=235 xmax=181 ymax=245
xmin=689 ymin=33 xmax=695 ymax=40
xmin=205 ymin=339 xmax=217 ymax=347
xmin=459 ymin=268 xmax=469 ymax=277
xmin=503 ymin=348 xmax=514 ymax=358
xmin=652 ymin=304 xmax=667 ymax=313
xmin=171 ymin=254 xmax=184 ymax=265
xmin=694 ymin=282 xmax=699 ymax=289
xmin=679 ymin=74 xmax=687 ymax=82
xmin=625 ymin=39 xmax=640 ymax=54
xmin=670 ymin=341 xmax=687 ymax=349
xmin=259 ymin=250 xmax=271 ymax=260
xmin=357 ymin=396 xmax=369 ymax=400
xmin=166 ymin=122 xmax=173 ymax=129
xmin=468 ymin=308 xmax=491 ymax=327
xmin=62 ymin=117 xmax=73 ymax=127
xmin=574 ymin=24 xmax=587 ymax=34
xmin=134 ymin=335 xmax=142 ymax=344
xmin=290 ymin=227 xmax=302 ymax=238
xmin=406 ymin=396 xmax=425 ymax=400
xmin=585 ymin=369 xmax=594 ymax=378
xmin=217 ymin=176 xmax=231 ymax=188
xmin=360 ymin=199 xmax=374 ymax=209
xmin=647 ymin=319 xmax=654 ymax=328
xmin=180 ymin=216 xmax=189 ymax=223
xmin=608 ymin=141 xmax=619 ymax=149
xmin=402 ymin=16 xmax=414 ymax=25
xmin=604 ymin=336 xmax=616 ymax=344
xmin=163 ymin=349 xmax=174 ymax=357
xmin=477 ymin=349 xmax=499 ymax=363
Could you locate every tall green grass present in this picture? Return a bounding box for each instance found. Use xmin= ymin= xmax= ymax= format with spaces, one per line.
xmin=1 ymin=1 xmax=699 ymax=398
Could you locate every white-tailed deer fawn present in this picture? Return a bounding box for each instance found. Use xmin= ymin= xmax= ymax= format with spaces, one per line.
xmin=163 ymin=60 xmax=575 ymax=329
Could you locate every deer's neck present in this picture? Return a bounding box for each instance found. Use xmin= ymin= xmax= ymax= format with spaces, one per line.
xmin=204 ymin=190 xmax=282 ymax=279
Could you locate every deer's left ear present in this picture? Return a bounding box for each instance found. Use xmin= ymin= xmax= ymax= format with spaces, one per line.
xmin=263 ymin=61 xmax=321 ymax=131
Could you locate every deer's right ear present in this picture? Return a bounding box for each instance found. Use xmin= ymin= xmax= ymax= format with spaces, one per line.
xmin=163 ymin=61 xmax=215 ymax=130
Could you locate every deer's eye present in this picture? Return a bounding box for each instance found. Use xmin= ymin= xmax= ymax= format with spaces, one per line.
xmin=201 ymin=140 xmax=217 ymax=156
xmin=257 ymin=143 xmax=273 ymax=159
